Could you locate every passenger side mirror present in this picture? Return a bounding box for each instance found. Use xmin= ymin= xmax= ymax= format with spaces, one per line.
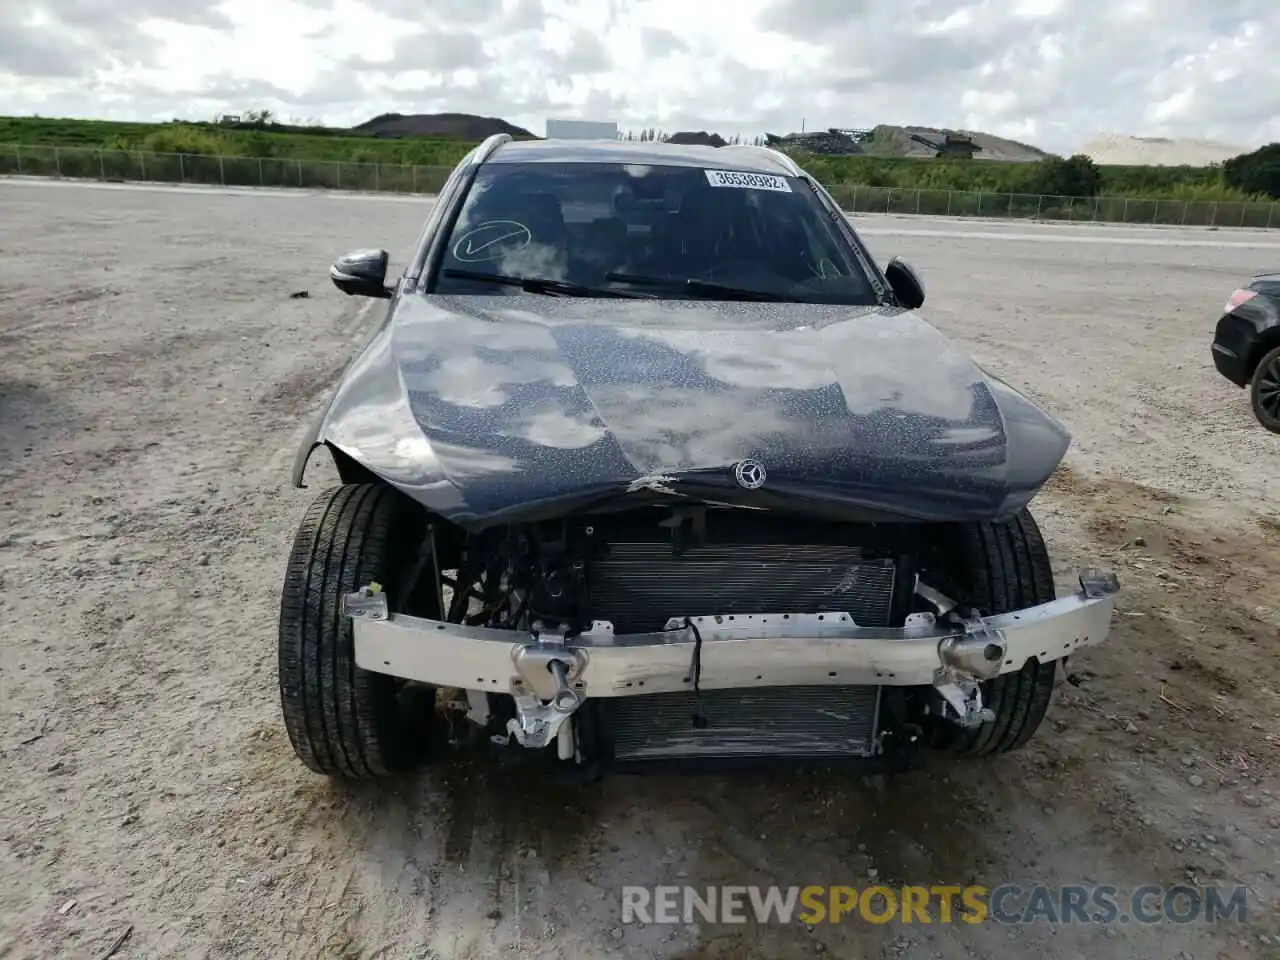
xmin=884 ymin=257 xmax=925 ymax=309
xmin=330 ymin=249 xmax=392 ymax=298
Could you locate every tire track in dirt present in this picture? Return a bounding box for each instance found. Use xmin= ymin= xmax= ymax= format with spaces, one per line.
xmin=1035 ymin=465 xmax=1279 ymax=938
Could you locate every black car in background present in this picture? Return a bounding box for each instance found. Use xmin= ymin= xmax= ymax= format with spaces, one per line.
xmin=1212 ymin=272 xmax=1280 ymax=433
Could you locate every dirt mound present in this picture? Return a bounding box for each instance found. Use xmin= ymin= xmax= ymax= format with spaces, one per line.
xmin=666 ymin=131 xmax=728 ymax=147
xmin=766 ymin=129 xmax=865 ymax=155
xmin=860 ymin=124 xmax=1050 ymax=161
xmin=1078 ymin=133 xmax=1250 ymax=166
xmin=352 ymin=112 xmax=535 ymax=140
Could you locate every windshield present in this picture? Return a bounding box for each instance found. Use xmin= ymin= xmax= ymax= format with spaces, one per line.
xmin=428 ymin=161 xmax=882 ymax=304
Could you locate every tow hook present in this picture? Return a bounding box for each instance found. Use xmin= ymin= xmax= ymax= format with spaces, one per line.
xmin=511 ymin=641 xmax=587 ymax=708
xmin=504 ymin=638 xmax=588 ymax=749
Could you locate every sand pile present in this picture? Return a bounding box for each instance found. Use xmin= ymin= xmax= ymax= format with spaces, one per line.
xmin=1079 ymin=133 xmax=1250 ymax=166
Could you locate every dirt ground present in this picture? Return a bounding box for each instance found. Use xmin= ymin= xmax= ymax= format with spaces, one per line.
xmin=1 ymin=179 xmax=1278 ymax=960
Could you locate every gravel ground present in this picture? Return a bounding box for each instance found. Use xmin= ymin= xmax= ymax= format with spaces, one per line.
xmin=1 ymin=179 xmax=1278 ymax=960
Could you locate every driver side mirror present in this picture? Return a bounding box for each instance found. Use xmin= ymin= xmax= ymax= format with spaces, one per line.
xmin=330 ymin=248 xmax=392 ymax=298
xmin=884 ymin=256 xmax=925 ymax=309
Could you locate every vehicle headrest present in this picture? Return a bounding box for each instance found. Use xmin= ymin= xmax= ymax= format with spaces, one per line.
xmin=677 ymin=187 xmax=735 ymax=245
xmin=504 ymin=192 xmax=565 ymax=231
xmin=586 ymin=216 xmax=626 ymax=241
xmin=680 ymin=186 xmax=729 ymax=217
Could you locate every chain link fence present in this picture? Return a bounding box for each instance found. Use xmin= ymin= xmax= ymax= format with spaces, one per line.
xmin=3 ymin=143 xmax=1276 ymax=229
xmin=0 ymin=144 xmax=452 ymax=195
xmin=821 ymin=182 xmax=1278 ymax=229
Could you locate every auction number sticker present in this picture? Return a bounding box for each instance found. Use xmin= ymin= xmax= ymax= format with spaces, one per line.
xmin=704 ymin=169 xmax=792 ymax=192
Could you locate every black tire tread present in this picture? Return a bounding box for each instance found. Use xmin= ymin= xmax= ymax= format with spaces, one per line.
xmin=278 ymin=482 xmax=428 ymax=779
xmin=941 ymin=507 xmax=1058 ymax=757
xmin=1249 ymin=344 xmax=1280 ymax=434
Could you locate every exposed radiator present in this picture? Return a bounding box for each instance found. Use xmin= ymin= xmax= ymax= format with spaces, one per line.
xmin=586 ymin=537 xmax=893 ymax=762
xmin=608 ymin=685 xmax=882 ymax=761
xmin=588 ymin=541 xmax=897 ymax=634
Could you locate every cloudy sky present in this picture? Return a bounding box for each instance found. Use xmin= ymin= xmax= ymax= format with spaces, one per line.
xmin=0 ymin=0 xmax=1277 ymax=154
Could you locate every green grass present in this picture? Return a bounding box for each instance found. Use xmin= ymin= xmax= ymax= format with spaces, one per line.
xmin=0 ymin=116 xmax=478 ymax=167
xmin=0 ymin=114 xmax=1274 ymax=212
xmin=792 ymin=152 xmax=1242 ymax=198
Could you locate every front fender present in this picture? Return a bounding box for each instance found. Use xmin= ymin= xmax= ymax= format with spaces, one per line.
xmin=291 ymin=415 xmax=327 ymax=488
xmin=291 ymin=295 xmax=402 ymax=488
xmin=288 ymin=310 xmax=454 ymax=505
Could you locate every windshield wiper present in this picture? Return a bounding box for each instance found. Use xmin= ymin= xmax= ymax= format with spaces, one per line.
xmin=605 ymin=272 xmax=807 ymax=302
xmin=441 ymin=268 xmax=651 ymax=299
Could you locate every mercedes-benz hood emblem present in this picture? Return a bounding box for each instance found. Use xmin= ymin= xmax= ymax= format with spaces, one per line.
xmin=733 ymin=459 xmax=767 ymax=489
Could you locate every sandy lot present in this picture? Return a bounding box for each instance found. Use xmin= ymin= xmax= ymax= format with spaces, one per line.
xmin=1 ymin=179 xmax=1278 ymax=960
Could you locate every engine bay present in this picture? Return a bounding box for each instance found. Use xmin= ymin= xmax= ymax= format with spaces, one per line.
xmin=435 ymin=504 xmax=934 ymax=638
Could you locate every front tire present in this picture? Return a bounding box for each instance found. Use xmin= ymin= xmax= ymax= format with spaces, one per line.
xmin=278 ymin=482 xmax=437 ymax=779
xmin=933 ymin=508 xmax=1059 ymax=757
xmin=1249 ymin=344 xmax=1280 ymax=434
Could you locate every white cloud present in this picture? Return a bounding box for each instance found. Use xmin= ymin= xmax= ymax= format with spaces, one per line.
xmin=0 ymin=0 xmax=1277 ymax=154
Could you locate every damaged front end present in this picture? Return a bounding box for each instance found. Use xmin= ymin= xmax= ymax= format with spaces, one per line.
xmin=341 ymin=509 xmax=1121 ymax=773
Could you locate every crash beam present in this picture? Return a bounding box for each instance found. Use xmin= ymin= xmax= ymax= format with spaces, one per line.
xmin=346 ymin=568 xmax=1121 ymax=697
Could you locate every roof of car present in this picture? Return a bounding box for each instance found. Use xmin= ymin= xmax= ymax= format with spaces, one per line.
xmin=487 ymin=137 xmax=800 ymax=176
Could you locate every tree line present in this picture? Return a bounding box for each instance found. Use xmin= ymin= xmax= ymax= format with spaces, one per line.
xmin=621 ymin=128 xmax=769 ymax=146
xmin=2 ymin=115 xmax=1277 ymax=201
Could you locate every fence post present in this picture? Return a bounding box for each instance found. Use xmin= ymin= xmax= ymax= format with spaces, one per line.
xmin=297 ymin=159 xmax=303 ymax=187
xmin=257 ymin=157 xmax=263 ymax=187
xmin=1268 ymin=204 xmax=1275 ymax=230
xmin=413 ymin=164 xmax=418 ymax=193
xmin=336 ymin=160 xmax=341 ymax=190
xmin=1240 ymin=202 xmax=1248 ymax=227
xmin=218 ymin=155 xmax=225 ymax=185
xmin=946 ymin=190 xmax=952 ymax=216
xmin=179 ymin=154 xmax=185 ymax=182
xmin=1121 ymin=198 xmax=1128 ymax=222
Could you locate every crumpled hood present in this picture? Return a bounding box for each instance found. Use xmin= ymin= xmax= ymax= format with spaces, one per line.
xmin=315 ymin=294 xmax=1071 ymax=526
